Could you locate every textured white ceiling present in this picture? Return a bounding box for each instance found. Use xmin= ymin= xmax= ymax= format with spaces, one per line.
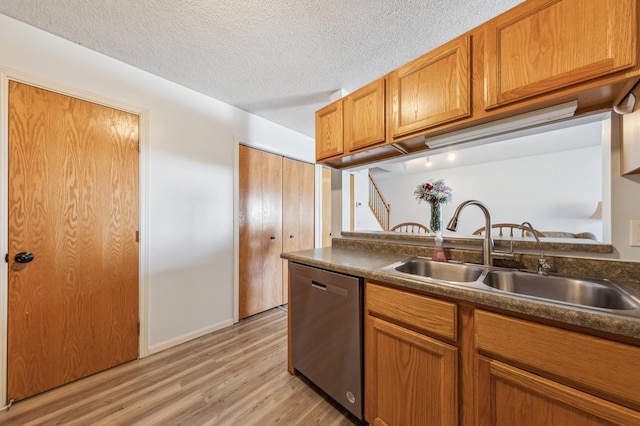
xmin=0 ymin=0 xmax=523 ymax=137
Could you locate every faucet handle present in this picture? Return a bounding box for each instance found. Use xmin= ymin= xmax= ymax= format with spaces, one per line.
xmin=491 ymin=240 xmax=516 ymax=263
xmin=495 ymin=240 xmax=514 ymax=254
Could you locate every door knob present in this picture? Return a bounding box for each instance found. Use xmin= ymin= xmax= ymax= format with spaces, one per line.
xmin=14 ymin=252 xmax=34 ymax=264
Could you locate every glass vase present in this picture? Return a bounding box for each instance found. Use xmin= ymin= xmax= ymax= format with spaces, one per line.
xmin=429 ymin=202 xmax=442 ymax=235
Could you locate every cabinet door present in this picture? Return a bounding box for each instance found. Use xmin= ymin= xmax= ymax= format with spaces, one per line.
xmin=344 ymin=78 xmax=386 ymax=153
xmin=239 ymin=146 xmax=283 ymax=319
xmin=476 ymin=356 xmax=640 ymax=425
xmin=282 ymin=157 xmax=315 ymax=303
xmin=365 ymin=316 xmax=458 ymax=426
xmin=475 ymin=310 xmax=640 ymax=408
xmin=389 ymin=34 xmax=471 ymax=139
xmin=315 ymin=99 xmax=343 ymax=160
xmin=485 ymin=0 xmax=637 ymax=109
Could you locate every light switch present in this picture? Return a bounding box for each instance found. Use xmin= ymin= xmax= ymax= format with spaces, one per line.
xmin=631 ymin=220 xmax=640 ymax=247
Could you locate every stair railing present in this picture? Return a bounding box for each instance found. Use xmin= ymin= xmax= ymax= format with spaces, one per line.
xmin=368 ymin=172 xmax=391 ymax=231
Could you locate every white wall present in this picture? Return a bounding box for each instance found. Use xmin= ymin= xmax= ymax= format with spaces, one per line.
xmin=373 ymin=146 xmax=603 ymax=239
xmin=352 ymin=170 xmax=383 ymax=231
xmin=608 ymin=114 xmax=640 ymax=260
xmin=0 ymin=15 xmax=315 ymax=354
xmin=331 ymin=168 xmax=343 ymax=239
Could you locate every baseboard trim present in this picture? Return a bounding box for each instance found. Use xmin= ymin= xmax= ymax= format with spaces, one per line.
xmin=148 ymin=318 xmax=234 ymax=355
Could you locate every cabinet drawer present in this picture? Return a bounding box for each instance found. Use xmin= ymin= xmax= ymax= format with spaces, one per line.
xmin=475 ymin=310 xmax=640 ymax=408
xmin=366 ymin=281 xmax=457 ymax=341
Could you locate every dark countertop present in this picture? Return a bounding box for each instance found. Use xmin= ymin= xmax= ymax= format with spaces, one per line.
xmin=281 ymin=246 xmax=640 ymax=340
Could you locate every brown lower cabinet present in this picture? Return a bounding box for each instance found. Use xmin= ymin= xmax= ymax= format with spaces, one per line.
xmin=365 ymin=282 xmax=458 ymax=425
xmin=364 ymin=280 xmax=640 ymax=426
xmin=475 ymin=310 xmax=640 ymax=425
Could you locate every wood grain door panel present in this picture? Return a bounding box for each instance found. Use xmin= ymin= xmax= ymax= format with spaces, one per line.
xmin=315 ymin=100 xmax=343 ymax=161
xmin=262 ymin=151 xmax=283 ymax=312
xmin=344 ymin=78 xmax=385 ymax=153
xmin=241 ymin=148 xmax=314 ymax=315
xmin=281 ymin=158 xmax=315 ymax=303
xmin=390 ymin=34 xmax=471 ymax=138
xmin=476 ymin=357 xmax=640 ymax=425
xmin=8 ymin=81 xmax=139 ymax=402
xmin=485 ymin=0 xmax=637 ymax=108
xmin=365 ymin=316 xmax=458 ymax=425
xmin=239 ymin=146 xmax=283 ymax=319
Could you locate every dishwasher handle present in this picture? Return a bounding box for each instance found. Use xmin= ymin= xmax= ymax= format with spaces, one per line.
xmin=311 ymin=280 xmax=327 ymax=291
xmin=309 ymin=280 xmax=349 ymax=298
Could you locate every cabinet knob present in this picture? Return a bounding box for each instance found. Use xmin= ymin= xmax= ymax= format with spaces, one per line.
xmin=270 ymin=236 xmax=276 ymax=240
xmin=289 ymin=235 xmax=295 ymax=239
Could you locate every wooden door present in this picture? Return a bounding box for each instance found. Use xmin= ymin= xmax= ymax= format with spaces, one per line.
xmin=343 ymin=78 xmax=385 ymax=153
xmin=485 ymin=0 xmax=637 ymax=109
xmin=7 ymin=81 xmax=139 ymax=402
xmin=476 ymin=357 xmax=640 ymax=425
xmin=281 ymin=157 xmax=314 ymax=304
xmin=239 ymin=146 xmax=283 ymax=319
xmin=389 ymin=34 xmax=471 ymax=139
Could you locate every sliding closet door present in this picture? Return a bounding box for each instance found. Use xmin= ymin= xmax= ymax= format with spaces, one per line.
xmin=239 ymin=146 xmax=283 ymax=319
xmin=282 ymin=157 xmax=315 ymax=303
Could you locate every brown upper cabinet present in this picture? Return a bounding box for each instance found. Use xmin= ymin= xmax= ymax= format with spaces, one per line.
xmin=484 ymin=0 xmax=637 ymax=109
xmin=389 ymin=35 xmax=471 ymax=140
xmin=315 ymin=99 xmax=343 ymax=161
xmin=344 ymin=78 xmax=386 ymax=153
xmin=316 ymin=0 xmax=640 ymax=169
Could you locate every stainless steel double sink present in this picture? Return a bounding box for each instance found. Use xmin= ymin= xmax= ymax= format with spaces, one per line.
xmin=383 ymin=257 xmax=640 ymax=313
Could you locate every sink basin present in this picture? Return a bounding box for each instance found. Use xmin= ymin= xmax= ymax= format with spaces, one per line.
xmin=392 ymin=257 xmax=484 ymax=283
xmin=483 ymin=271 xmax=640 ymax=310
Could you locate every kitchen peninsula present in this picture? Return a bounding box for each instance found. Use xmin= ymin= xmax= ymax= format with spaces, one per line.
xmin=283 ymin=232 xmax=640 ymax=425
xmin=303 ymin=0 xmax=640 ymax=423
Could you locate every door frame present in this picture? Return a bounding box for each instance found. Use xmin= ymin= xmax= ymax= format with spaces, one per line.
xmin=0 ymin=68 xmax=150 ymax=407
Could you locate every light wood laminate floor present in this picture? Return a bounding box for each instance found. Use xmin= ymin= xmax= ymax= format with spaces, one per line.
xmin=0 ymin=307 xmax=360 ymax=425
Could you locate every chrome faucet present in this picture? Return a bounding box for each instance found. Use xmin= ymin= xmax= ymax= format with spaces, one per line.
xmin=520 ymin=221 xmax=550 ymax=275
xmin=446 ymin=200 xmax=514 ymax=266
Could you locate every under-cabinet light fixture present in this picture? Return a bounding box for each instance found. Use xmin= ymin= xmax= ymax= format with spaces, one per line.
xmin=425 ymin=157 xmax=432 ymax=167
xmin=424 ymin=101 xmax=578 ymax=149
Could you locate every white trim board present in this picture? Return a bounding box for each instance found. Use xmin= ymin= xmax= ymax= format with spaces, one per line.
xmin=147 ymin=318 xmax=234 ymax=355
xmin=0 ymin=67 xmax=150 ymax=408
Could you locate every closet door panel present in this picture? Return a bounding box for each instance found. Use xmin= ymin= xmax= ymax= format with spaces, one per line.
xmin=239 ymin=146 xmax=283 ymax=319
xmin=282 ymin=158 xmax=315 ymax=303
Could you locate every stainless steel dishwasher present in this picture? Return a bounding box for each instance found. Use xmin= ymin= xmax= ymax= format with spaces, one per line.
xmin=290 ymin=262 xmax=363 ymax=419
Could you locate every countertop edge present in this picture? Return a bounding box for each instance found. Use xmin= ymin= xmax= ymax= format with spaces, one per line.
xmin=282 ymin=247 xmax=640 ymax=340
